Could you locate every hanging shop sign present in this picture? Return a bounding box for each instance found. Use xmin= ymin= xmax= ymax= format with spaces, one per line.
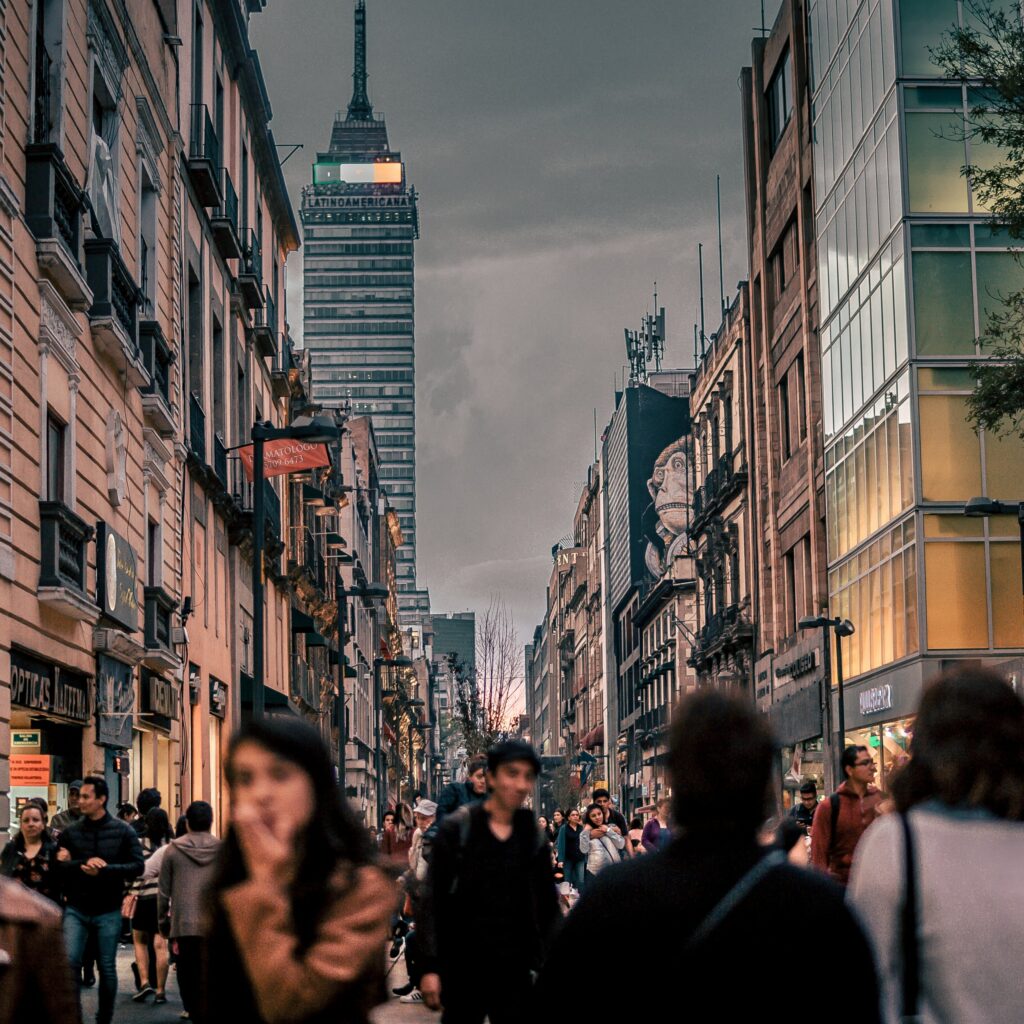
xmin=237 ymin=439 xmax=331 ymax=481
xmin=95 ymin=523 xmax=139 ymax=632
xmin=10 ymin=754 xmax=51 ymax=786
xmin=210 ymin=677 xmax=228 ymax=719
xmin=95 ymin=655 xmax=135 ymax=748
xmin=10 ymin=649 xmax=89 ymax=723
xmin=859 ymin=683 xmax=894 ymax=717
xmin=140 ymin=668 xmax=179 ymax=732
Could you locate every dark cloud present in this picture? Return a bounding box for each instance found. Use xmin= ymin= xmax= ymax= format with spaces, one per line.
xmin=251 ymin=0 xmax=758 ymax=639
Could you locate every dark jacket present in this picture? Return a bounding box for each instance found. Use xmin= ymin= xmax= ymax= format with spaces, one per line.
xmin=57 ymin=811 xmax=144 ymax=915
xmin=555 ymin=822 xmax=583 ymax=864
xmin=158 ymin=831 xmax=222 ymax=938
xmin=0 ymin=876 xmax=82 ymax=1024
xmin=435 ymin=779 xmax=484 ymax=825
xmin=0 ymin=834 xmax=61 ymax=904
xmin=535 ymin=832 xmax=880 ymax=1023
xmin=418 ymin=803 xmax=560 ymax=978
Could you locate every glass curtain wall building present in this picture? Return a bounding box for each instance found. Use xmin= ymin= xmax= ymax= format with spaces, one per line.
xmin=808 ymin=0 xmax=1024 ymax=764
xmin=301 ymin=1 xmax=419 ymax=596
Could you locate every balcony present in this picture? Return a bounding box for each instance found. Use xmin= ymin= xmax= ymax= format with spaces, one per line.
xmin=263 ymin=479 xmax=281 ymax=541
xmin=270 ymin=343 xmax=294 ymax=400
xmin=251 ymin=286 xmax=277 ymax=359
xmin=38 ymin=501 xmax=98 ymax=622
xmin=187 ymin=104 xmax=221 ymax=207
xmin=139 ymin=321 xmax=175 ymax=435
xmin=25 ymin=144 xmax=91 ymax=309
xmin=237 ymin=229 xmax=263 ymax=309
xmin=689 ymin=602 xmax=755 ymax=668
xmin=209 ymin=167 xmax=242 ymax=261
xmin=189 ymin=392 xmax=206 ymax=466
xmin=143 ymin=585 xmax=180 ymax=673
xmin=213 ymin=433 xmax=229 ymax=491
xmin=84 ymin=239 xmax=146 ymax=386
xmin=291 ymin=655 xmax=318 ymax=711
xmin=689 ymin=452 xmax=749 ymax=536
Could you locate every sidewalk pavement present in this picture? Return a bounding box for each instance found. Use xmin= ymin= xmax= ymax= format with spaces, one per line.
xmin=77 ymin=942 xmax=432 ymax=1023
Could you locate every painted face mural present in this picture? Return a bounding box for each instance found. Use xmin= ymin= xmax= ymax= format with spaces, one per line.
xmin=646 ymin=438 xmax=690 ymax=578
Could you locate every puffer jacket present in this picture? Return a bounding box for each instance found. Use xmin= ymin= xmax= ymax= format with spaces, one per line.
xmin=579 ymin=824 xmax=625 ymax=875
xmin=57 ymin=811 xmax=144 ymax=915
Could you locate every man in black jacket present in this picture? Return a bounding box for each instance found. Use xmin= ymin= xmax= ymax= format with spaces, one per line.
xmin=419 ymin=740 xmax=559 ymax=1023
xmin=435 ymin=753 xmax=488 ymax=825
xmin=534 ymin=693 xmax=881 ymax=1024
xmin=57 ymin=775 xmax=144 ymax=1024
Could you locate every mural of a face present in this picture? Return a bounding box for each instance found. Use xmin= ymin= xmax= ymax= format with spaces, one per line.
xmin=645 ymin=437 xmax=691 ymax=578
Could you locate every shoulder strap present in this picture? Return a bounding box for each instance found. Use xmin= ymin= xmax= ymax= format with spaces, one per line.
xmin=827 ymin=792 xmax=841 ymax=861
xmin=447 ymin=806 xmax=474 ymax=896
xmin=684 ymin=851 xmax=786 ymax=952
xmin=899 ymin=813 xmax=920 ymax=1022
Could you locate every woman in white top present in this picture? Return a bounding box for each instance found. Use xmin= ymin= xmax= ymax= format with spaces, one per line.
xmin=849 ymin=666 xmax=1024 ymax=1024
xmin=129 ymin=807 xmax=174 ymax=1004
xmin=578 ymin=802 xmax=625 ymax=889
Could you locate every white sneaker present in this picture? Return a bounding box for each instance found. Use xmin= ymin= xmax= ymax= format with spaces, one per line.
xmin=399 ymin=990 xmax=424 ymax=1004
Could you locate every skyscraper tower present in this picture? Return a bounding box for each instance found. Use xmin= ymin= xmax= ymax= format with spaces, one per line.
xmin=301 ymin=0 xmax=419 ymax=597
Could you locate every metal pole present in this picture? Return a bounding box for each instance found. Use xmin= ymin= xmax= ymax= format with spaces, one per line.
xmin=1017 ymin=503 xmax=1024 ymax=596
xmin=835 ymin=622 xmax=847 ymax=784
xmin=336 ymin=577 xmax=347 ymax=793
xmin=820 ymin=622 xmax=833 ymax=793
xmin=251 ymin=427 xmax=265 ymax=721
xmin=374 ymin=659 xmax=383 ymax=825
xmin=407 ymin=715 xmax=415 ymax=802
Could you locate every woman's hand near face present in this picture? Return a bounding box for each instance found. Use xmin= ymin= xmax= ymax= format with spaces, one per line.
xmin=234 ymin=804 xmax=291 ymax=887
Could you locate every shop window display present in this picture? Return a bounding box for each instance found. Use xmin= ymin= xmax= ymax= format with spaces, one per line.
xmin=844 ymin=718 xmax=914 ymax=795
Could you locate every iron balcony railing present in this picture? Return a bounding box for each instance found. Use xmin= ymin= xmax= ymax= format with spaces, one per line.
xmin=139 ymin=321 xmax=172 ymax=406
xmin=214 ymin=433 xmax=229 ymax=490
xmin=263 ymin=479 xmax=281 ymax=540
xmin=188 ymin=103 xmax=220 ymax=169
xmin=189 ymin=392 xmax=206 ymax=465
xmin=38 ymin=501 xmax=91 ymax=595
xmin=33 ymin=42 xmax=53 ymax=144
xmin=143 ymin=586 xmax=177 ymax=653
xmin=84 ymin=238 xmax=139 ymax=349
xmin=210 ymin=167 xmax=241 ymax=259
xmin=25 ymin=144 xmax=84 ymax=260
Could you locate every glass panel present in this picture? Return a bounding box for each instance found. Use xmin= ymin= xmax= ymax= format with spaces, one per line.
xmin=919 ymin=394 xmax=982 ymax=500
xmin=893 ymin=255 xmax=910 ymax=366
xmin=881 ymin=554 xmax=894 ymax=664
xmin=975 ymin=224 xmax=1015 ymax=248
xmin=905 ymin=112 xmax=969 ymax=213
xmin=899 ymin=0 xmax=959 ymax=76
xmin=976 ymin=251 xmax=1024 ymax=333
xmin=988 ymin=514 xmax=1019 ymax=539
xmin=923 ymin=514 xmax=984 ymax=538
xmin=910 ymin=223 xmax=971 ymax=247
xmin=984 ymin=429 xmax=1024 ymax=499
xmin=925 ymin=541 xmax=987 ymax=649
xmin=917 ymin=366 xmax=974 ymax=390
xmin=905 ymin=542 xmax=920 ymax=654
xmin=912 ymin=252 xmax=976 ymax=355
xmin=904 ymin=85 xmax=964 ymax=108
xmin=892 ymin=550 xmax=907 ymax=659
xmin=991 ymin=542 xmax=1024 ymax=648
xmin=898 ymin=400 xmax=914 ymax=509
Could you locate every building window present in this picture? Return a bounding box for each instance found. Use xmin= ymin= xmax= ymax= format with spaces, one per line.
xmin=46 ymin=412 xmax=66 ymax=503
xmin=147 ymin=516 xmax=161 ymax=588
xmin=31 ymin=0 xmax=65 ymax=145
xmin=766 ymin=47 xmax=793 ymax=155
xmin=780 ymin=376 xmax=792 ymax=461
xmin=87 ymin=47 xmax=121 ymax=244
xmin=138 ymin=162 xmax=158 ymax=316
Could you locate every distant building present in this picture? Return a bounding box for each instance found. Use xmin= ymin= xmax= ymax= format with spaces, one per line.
xmin=432 ymin=611 xmax=476 ymax=676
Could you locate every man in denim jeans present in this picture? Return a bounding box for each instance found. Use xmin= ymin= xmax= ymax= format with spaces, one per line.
xmin=57 ymin=774 xmax=144 ymax=1024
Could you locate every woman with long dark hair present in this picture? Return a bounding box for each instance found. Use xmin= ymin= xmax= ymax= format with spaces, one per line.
xmin=0 ymin=801 xmax=60 ymax=903
xmin=850 ymin=667 xmax=1024 ymax=1022
xmin=203 ymin=715 xmax=393 ymax=1024
xmin=130 ymin=806 xmax=174 ymax=1003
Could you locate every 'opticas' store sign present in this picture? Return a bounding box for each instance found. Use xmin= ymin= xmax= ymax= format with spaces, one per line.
xmin=10 ymin=649 xmax=89 ymax=723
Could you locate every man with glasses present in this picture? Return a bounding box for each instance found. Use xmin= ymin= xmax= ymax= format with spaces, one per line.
xmin=789 ymin=781 xmax=819 ymax=835
xmin=810 ymin=746 xmax=882 ymax=885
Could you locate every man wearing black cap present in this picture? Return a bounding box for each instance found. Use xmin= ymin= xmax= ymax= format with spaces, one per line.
xmin=51 ymin=780 xmax=83 ymax=835
xmin=418 ymin=739 xmax=559 ymax=1023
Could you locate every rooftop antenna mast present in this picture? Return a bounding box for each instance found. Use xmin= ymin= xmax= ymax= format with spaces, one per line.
xmin=347 ymin=0 xmax=373 ymax=121
xmin=717 ymin=175 xmax=726 ymax=318
xmin=624 ymin=284 xmax=665 ymax=386
xmin=698 ymin=243 xmax=707 ymax=357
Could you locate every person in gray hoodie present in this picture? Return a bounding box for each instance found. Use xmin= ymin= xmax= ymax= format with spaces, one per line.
xmin=158 ymin=801 xmax=220 ymax=1020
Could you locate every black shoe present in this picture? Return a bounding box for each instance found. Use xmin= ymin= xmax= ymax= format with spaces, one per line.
xmin=392 ymin=983 xmax=415 ymax=996
xmin=133 ymin=986 xmax=155 ymax=1003
xmin=131 ymin=961 xmax=142 ymax=991
xmin=81 ymin=970 xmax=96 ymax=988
xmin=388 ymin=937 xmax=404 ymax=959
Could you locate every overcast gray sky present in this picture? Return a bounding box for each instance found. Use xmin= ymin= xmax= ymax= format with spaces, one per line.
xmin=251 ymin=0 xmax=760 ymax=643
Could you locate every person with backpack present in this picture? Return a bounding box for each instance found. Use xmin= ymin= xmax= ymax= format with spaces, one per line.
xmin=850 ymin=667 xmax=1024 ymax=1023
xmin=810 ymin=745 xmax=882 ymax=885
xmin=418 ymin=739 xmax=560 ymax=1023
xmin=534 ymin=691 xmax=880 ymax=1022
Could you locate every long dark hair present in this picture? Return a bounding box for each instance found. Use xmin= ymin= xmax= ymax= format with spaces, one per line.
xmin=892 ymin=667 xmax=1024 ymax=820
xmin=204 ymin=717 xmax=376 ymax=1020
xmin=143 ymin=807 xmax=173 ymax=847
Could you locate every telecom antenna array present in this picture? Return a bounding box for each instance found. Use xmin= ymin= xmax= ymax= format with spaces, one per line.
xmin=624 ymin=285 xmax=666 ymax=386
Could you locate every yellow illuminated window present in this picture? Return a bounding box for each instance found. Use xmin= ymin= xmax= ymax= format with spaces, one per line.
xmin=991 ymin=542 xmax=1024 ymax=648
xmin=925 ymin=542 xmax=987 ymax=648
xmin=919 ymin=394 xmax=982 ymax=500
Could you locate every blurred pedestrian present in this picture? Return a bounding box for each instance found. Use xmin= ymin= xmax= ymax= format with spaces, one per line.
xmin=116 ymin=802 xmax=138 ymax=826
xmin=133 ymin=788 xmax=162 ymax=836
xmin=535 ymin=691 xmax=880 ymax=1022
xmin=538 ymin=815 xmax=554 ymax=844
xmin=1 ymin=801 xmax=60 ymax=903
xmin=159 ymin=800 xmax=221 ymax=1022
xmin=56 ymin=775 xmax=144 ymax=1024
xmin=811 ymin=746 xmax=882 ymax=885
xmin=627 ymin=816 xmax=645 ymax=854
xmin=0 ymin=875 xmax=81 ymax=1023
xmin=129 ymin=807 xmax=174 ymax=1004
xmin=579 ymin=803 xmax=625 ymax=884
xmin=50 ymin=780 xmax=83 ymax=835
xmin=551 ymin=809 xmax=565 ymax=834
xmin=850 ymin=667 xmax=1024 ymax=1023
xmin=641 ymin=797 xmax=673 ymax=852
xmin=436 ymin=753 xmax=488 ymax=824
xmin=203 ymin=716 xmax=393 ymax=1024
xmin=418 ymin=739 xmax=559 ymax=1022
xmin=555 ymin=807 xmax=585 ymax=894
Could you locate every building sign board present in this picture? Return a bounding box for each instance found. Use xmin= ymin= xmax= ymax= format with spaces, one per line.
xmin=237 ymin=439 xmax=331 ymax=482
xmin=12 ymin=731 xmax=41 ymax=748
xmin=10 ymin=649 xmax=90 ymax=723
xmin=859 ymin=683 xmax=894 ymax=717
xmin=95 ymin=655 xmax=135 ymax=748
xmin=141 ymin=668 xmax=179 ymax=732
xmin=10 ymin=754 xmax=51 ymax=786
xmin=95 ymin=523 xmax=139 ymax=632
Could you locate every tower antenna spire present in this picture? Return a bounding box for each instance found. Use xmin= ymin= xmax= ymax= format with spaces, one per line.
xmin=347 ymin=0 xmax=373 ymax=121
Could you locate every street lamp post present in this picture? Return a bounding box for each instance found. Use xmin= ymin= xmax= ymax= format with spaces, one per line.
xmin=373 ymin=655 xmax=412 ymax=824
xmin=799 ymin=615 xmax=856 ymax=786
xmin=965 ymin=497 xmax=1024 ymax=595
xmin=250 ymin=415 xmax=339 ymax=721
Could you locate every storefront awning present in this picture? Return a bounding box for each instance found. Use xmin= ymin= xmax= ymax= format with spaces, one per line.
xmin=581 ymin=724 xmax=605 ymax=750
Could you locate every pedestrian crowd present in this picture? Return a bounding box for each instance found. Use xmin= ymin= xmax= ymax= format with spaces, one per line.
xmin=1 ymin=664 xmax=1022 ymax=1023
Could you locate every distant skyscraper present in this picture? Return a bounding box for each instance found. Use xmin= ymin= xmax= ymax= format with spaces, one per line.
xmin=301 ymin=0 xmax=419 ymax=595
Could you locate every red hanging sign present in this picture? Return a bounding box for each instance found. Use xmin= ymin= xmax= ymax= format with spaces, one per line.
xmin=238 ymin=439 xmax=331 ymax=481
